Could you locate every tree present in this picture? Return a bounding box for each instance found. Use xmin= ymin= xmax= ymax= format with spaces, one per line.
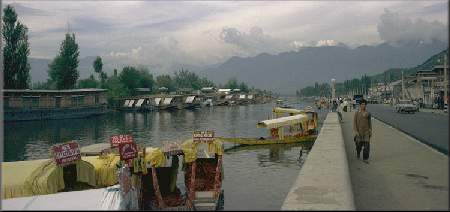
xmin=174 ymin=68 xmax=202 ymax=90
xmin=225 ymin=77 xmax=239 ymax=89
xmin=239 ymin=82 xmax=249 ymax=93
xmin=156 ymin=74 xmax=175 ymax=92
xmin=48 ymin=33 xmax=80 ymax=89
xmin=3 ymin=5 xmax=31 ymax=89
xmin=137 ymin=67 xmax=155 ymax=90
xmin=119 ymin=66 xmax=141 ymax=95
xmin=93 ymin=56 xmax=107 ymax=86
xmin=78 ymin=74 xmax=99 ymax=88
xmin=104 ymin=75 xmax=128 ymax=107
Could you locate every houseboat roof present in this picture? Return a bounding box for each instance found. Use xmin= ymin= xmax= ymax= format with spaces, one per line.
xmin=3 ymin=89 xmax=107 ymax=93
xmin=218 ymin=89 xmax=231 ymax=92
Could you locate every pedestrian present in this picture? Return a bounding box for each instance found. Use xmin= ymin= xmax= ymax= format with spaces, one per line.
xmin=353 ymin=99 xmax=372 ymax=163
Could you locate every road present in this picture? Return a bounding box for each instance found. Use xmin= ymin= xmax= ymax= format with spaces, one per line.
xmin=366 ymin=104 xmax=448 ymax=154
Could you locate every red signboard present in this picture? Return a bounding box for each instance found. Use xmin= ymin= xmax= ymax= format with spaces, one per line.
xmin=52 ymin=141 xmax=81 ymax=166
xmin=110 ymin=134 xmax=134 ymax=148
xmin=118 ymin=142 xmax=138 ymax=161
xmin=193 ymin=130 xmax=215 ymax=143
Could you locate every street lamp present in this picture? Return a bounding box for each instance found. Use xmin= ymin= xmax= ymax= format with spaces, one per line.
xmin=331 ymin=78 xmax=336 ymax=100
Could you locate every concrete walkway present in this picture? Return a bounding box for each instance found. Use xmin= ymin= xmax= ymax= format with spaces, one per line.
xmin=341 ymin=111 xmax=449 ymax=210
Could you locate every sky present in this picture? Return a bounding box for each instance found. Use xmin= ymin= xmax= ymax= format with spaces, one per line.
xmin=2 ymin=0 xmax=448 ymax=73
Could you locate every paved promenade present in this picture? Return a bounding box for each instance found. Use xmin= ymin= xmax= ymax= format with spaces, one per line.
xmin=341 ymin=111 xmax=448 ymax=210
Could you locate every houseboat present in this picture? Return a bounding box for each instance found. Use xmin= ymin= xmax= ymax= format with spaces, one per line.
xmin=4 ymin=89 xmax=107 ymax=121
xmin=183 ymin=94 xmax=203 ymax=109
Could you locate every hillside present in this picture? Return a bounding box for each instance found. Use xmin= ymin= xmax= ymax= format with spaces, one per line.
xmin=202 ymin=40 xmax=448 ymax=95
xmin=370 ymin=48 xmax=449 ymax=83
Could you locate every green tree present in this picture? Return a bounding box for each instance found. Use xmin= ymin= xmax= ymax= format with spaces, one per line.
xmin=199 ymin=77 xmax=215 ymax=88
xmin=78 ymin=74 xmax=99 ymax=88
xmin=137 ymin=67 xmax=155 ymax=90
xmin=156 ymin=74 xmax=175 ymax=92
xmin=104 ymin=75 xmax=129 ymax=107
xmin=174 ymin=68 xmax=202 ymax=90
xmin=48 ymin=33 xmax=80 ymax=89
xmin=239 ymin=82 xmax=249 ymax=93
xmin=93 ymin=56 xmax=107 ymax=86
xmin=119 ymin=66 xmax=141 ymax=95
xmin=225 ymin=77 xmax=239 ymax=89
xmin=3 ymin=5 xmax=31 ymax=89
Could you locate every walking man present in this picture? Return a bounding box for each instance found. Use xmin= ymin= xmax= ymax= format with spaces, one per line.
xmin=353 ymin=99 xmax=372 ymax=163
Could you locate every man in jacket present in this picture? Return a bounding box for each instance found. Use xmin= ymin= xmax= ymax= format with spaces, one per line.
xmin=353 ymin=99 xmax=372 ymax=163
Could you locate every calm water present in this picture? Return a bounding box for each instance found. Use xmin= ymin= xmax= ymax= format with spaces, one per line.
xmin=4 ymin=98 xmax=328 ymax=210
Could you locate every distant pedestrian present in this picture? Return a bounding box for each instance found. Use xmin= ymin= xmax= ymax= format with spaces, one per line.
xmin=353 ymin=99 xmax=372 ymax=163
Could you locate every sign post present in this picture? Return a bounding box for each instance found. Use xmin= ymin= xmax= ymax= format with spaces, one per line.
xmin=51 ymin=141 xmax=81 ymax=166
xmin=110 ymin=134 xmax=134 ymax=148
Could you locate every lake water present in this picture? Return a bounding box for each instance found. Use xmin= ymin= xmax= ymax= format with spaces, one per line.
xmin=4 ymin=98 xmax=329 ymax=210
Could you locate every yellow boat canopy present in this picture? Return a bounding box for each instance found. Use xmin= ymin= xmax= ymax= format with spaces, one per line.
xmin=257 ymin=114 xmax=308 ymax=129
xmin=273 ymin=107 xmax=305 ymax=115
xmin=272 ymin=107 xmax=315 ymax=114
xmin=181 ymin=139 xmax=223 ymax=163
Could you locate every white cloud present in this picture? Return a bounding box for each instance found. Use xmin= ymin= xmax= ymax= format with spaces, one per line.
xmin=316 ymin=40 xmax=339 ymax=47
xmin=3 ymin=1 xmax=448 ymax=72
xmin=377 ymin=8 xmax=448 ymax=44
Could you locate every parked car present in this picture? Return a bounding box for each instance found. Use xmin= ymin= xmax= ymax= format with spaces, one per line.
xmin=395 ymin=99 xmax=417 ymax=114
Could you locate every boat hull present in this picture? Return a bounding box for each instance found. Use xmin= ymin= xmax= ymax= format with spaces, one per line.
xmin=216 ymin=135 xmax=317 ymax=145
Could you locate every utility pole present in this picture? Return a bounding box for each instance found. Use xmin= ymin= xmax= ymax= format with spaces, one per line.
xmin=402 ymin=71 xmax=405 ymax=99
xmin=444 ymin=54 xmax=448 ymax=106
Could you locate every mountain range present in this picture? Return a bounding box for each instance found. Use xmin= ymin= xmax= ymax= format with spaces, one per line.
xmin=28 ymin=40 xmax=448 ymax=94
xmin=201 ymin=40 xmax=448 ymax=94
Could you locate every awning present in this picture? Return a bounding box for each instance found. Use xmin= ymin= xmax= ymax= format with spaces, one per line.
xmin=154 ymin=98 xmax=161 ymax=106
xmin=135 ymin=99 xmax=145 ymax=107
xmin=239 ymin=95 xmax=246 ymax=99
xmin=163 ymin=97 xmax=173 ymax=105
xmin=257 ymin=114 xmax=308 ymax=129
xmin=273 ymin=107 xmax=305 ymax=115
xmin=185 ymin=96 xmax=196 ymax=104
xmin=127 ymin=100 xmax=135 ymax=107
xmin=123 ymin=100 xmax=130 ymax=107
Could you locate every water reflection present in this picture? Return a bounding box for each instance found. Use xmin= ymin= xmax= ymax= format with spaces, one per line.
xmin=4 ymin=99 xmax=328 ymax=210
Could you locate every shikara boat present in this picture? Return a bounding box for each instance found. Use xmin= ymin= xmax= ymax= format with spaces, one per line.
xmin=217 ymin=107 xmax=318 ymax=146
xmin=126 ymin=140 xmax=224 ymax=211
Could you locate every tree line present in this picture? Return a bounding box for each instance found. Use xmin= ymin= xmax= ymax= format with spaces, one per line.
xmin=3 ymin=5 xmax=253 ymax=105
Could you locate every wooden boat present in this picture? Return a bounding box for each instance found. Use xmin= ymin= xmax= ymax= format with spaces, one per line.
xmin=182 ymin=139 xmax=224 ymax=211
xmin=183 ymin=95 xmax=202 ymax=109
xmin=127 ymin=140 xmax=224 ymax=211
xmin=217 ymin=107 xmax=318 ymax=146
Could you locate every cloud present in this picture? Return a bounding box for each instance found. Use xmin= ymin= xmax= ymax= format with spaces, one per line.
xmin=377 ymin=9 xmax=448 ymax=44
xmin=316 ymin=40 xmax=340 ymax=47
xmin=5 ymin=3 xmax=48 ymax=16
xmin=3 ymin=1 xmax=448 ymax=73
xmin=219 ymin=26 xmax=291 ymax=56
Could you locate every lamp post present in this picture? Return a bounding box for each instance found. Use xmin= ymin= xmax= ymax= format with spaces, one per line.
xmin=331 ymin=78 xmax=336 ymax=100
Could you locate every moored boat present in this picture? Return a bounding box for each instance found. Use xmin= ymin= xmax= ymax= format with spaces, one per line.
xmin=217 ymin=107 xmax=318 ymax=146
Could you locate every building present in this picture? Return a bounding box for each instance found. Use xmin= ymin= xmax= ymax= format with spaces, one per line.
xmin=4 ymin=89 xmax=107 ymax=121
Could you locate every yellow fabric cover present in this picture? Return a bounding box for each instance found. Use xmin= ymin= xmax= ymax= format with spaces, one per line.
xmin=24 ymin=160 xmax=64 ymax=198
xmin=181 ymin=139 xmax=223 ymax=163
xmin=82 ymin=154 xmax=120 ymax=187
xmin=76 ymin=160 xmax=97 ymax=187
xmin=143 ymin=147 xmax=165 ymax=168
xmin=1 ymin=159 xmax=50 ymax=199
xmin=2 ymin=158 xmax=100 ymax=199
